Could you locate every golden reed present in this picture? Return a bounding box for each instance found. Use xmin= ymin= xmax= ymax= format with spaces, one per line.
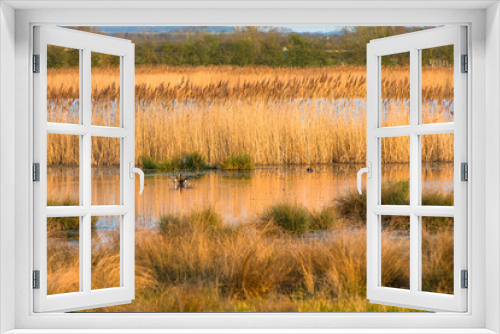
xmin=47 ymin=65 xmax=454 ymax=166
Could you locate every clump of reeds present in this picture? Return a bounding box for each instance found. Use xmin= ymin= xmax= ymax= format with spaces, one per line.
xmin=142 ymin=152 xmax=208 ymax=171
xmin=261 ymin=204 xmax=337 ymax=234
xmin=261 ymin=204 xmax=311 ymax=234
xmin=220 ymin=153 xmax=254 ymax=170
xmin=310 ymin=206 xmax=337 ymax=231
xmin=158 ymin=207 xmax=223 ymax=234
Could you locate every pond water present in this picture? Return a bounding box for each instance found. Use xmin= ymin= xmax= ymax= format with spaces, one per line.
xmin=47 ymin=163 xmax=454 ymax=229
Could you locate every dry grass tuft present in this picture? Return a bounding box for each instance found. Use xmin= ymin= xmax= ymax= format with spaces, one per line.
xmin=46 ymin=205 xmax=452 ymax=312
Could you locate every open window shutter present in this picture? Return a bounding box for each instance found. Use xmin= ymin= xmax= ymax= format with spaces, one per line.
xmin=33 ymin=26 xmax=139 ymax=312
xmin=364 ymin=26 xmax=467 ymax=312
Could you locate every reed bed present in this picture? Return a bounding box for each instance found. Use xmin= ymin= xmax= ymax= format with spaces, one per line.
xmin=47 ymin=65 xmax=454 ymax=166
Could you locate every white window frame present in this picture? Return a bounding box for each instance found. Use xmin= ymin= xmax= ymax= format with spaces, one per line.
xmin=365 ymin=26 xmax=467 ymax=312
xmin=1 ymin=2 xmax=498 ymax=333
xmin=33 ymin=26 xmax=136 ymax=313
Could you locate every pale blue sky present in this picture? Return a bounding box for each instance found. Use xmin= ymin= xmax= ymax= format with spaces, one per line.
xmin=92 ymin=26 xmax=347 ymax=34
xmin=284 ymin=26 xmax=345 ymax=33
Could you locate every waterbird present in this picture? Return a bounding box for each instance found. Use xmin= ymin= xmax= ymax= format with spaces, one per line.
xmin=306 ymin=167 xmax=314 ymax=173
xmin=171 ymin=174 xmax=190 ymax=187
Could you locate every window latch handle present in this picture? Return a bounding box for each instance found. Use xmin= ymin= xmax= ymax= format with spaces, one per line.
xmin=357 ymin=162 xmax=372 ymax=195
xmin=129 ymin=161 xmax=144 ymax=195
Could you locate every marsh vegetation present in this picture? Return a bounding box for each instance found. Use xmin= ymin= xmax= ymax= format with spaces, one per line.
xmin=46 ymin=26 xmax=455 ymax=312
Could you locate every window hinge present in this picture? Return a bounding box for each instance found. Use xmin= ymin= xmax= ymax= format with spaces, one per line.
xmin=33 ymin=54 xmax=40 ymax=73
xmin=33 ymin=270 xmax=40 ymax=289
xmin=33 ymin=163 xmax=40 ymax=182
xmin=461 ymin=162 xmax=468 ymax=182
xmin=461 ymin=54 xmax=468 ymax=73
xmin=461 ymin=270 xmax=468 ymax=289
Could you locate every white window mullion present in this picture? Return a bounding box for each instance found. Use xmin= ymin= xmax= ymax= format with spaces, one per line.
xmin=372 ymin=205 xmax=454 ymax=217
xmin=46 ymin=123 xmax=88 ymax=135
xmin=409 ymin=47 xmax=420 ymax=295
xmin=46 ymin=123 xmax=130 ymax=137
xmin=373 ymin=123 xmax=454 ymax=138
xmin=372 ymin=126 xmax=411 ymax=138
xmin=413 ymin=123 xmax=454 ymax=135
xmin=78 ymin=48 xmax=85 ymax=293
xmin=366 ymin=41 xmax=380 ymax=298
xmin=82 ymin=48 xmax=92 ymax=295
xmin=122 ymin=50 xmax=136 ymax=295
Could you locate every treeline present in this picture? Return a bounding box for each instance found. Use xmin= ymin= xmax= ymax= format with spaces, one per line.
xmin=48 ymin=26 xmax=453 ymax=68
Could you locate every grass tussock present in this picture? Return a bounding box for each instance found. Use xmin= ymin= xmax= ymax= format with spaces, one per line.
xmin=262 ymin=204 xmax=337 ymax=234
xmin=45 ymin=204 xmax=452 ymax=312
xmin=47 ymin=65 xmax=454 ymax=166
xmin=47 ymin=198 xmax=98 ymax=238
xmin=158 ymin=207 xmax=223 ymax=233
xmin=220 ymin=153 xmax=254 ymax=170
xmin=335 ymin=180 xmax=454 ymax=222
xmin=262 ymin=205 xmax=311 ymax=234
xmin=142 ymin=152 xmax=208 ymax=171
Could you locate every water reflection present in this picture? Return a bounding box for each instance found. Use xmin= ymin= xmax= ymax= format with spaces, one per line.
xmin=48 ymin=163 xmax=453 ymax=229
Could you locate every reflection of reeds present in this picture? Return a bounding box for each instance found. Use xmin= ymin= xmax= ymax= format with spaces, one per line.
xmin=47 ymin=66 xmax=454 ymax=166
xmin=46 ymin=206 xmax=452 ymax=312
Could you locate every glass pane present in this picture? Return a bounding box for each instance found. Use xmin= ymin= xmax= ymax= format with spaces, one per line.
xmin=47 ymin=45 xmax=80 ymax=124
xmin=381 ymin=136 xmax=410 ymax=205
xmin=91 ymin=52 xmax=121 ymax=127
xmin=381 ymin=215 xmax=410 ymax=289
xmin=421 ymin=133 xmax=454 ymax=206
xmin=47 ymin=133 xmax=80 ymax=206
xmin=381 ymin=52 xmax=410 ymax=127
xmin=92 ymin=215 xmax=121 ymax=290
xmin=91 ymin=137 xmax=120 ymax=205
xmin=47 ymin=216 xmax=80 ymax=295
xmin=421 ymin=216 xmax=454 ymax=294
xmin=421 ymin=45 xmax=454 ymax=124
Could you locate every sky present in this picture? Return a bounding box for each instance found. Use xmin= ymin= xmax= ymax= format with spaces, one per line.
xmin=286 ymin=26 xmax=345 ymax=33
xmin=92 ymin=26 xmax=347 ymax=35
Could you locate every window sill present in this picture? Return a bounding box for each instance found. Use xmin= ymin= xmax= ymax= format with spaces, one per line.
xmin=3 ymin=330 xmax=497 ymax=334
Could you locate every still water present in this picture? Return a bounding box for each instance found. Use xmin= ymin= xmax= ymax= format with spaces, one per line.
xmin=47 ymin=164 xmax=453 ymax=229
